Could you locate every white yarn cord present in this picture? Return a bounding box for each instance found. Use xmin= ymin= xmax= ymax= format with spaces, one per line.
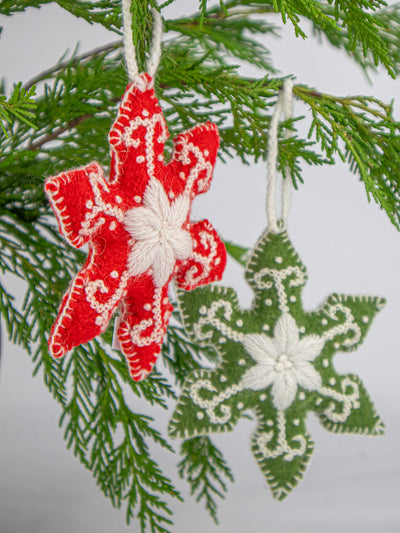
xmin=147 ymin=8 xmax=163 ymax=78
xmin=266 ymin=79 xmax=294 ymax=233
xmin=121 ymin=0 xmax=163 ymax=81
xmin=122 ymin=0 xmax=138 ymax=80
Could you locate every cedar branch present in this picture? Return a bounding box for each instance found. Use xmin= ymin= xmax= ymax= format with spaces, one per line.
xmin=23 ymin=41 xmax=122 ymax=91
xmin=27 ymin=114 xmax=93 ymax=151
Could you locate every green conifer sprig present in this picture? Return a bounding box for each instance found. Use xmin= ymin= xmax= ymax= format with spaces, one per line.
xmin=0 ymin=0 xmax=122 ymax=31
xmin=295 ymin=85 xmax=400 ymax=227
xmin=200 ymin=1 xmax=400 ymax=77
xmin=178 ymin=437 xmax=234 ymax=524
xmin=0 ymin=82 xmax=36 ymax=136
xmin=167 ymin=8 xmax=279 ymax=71
xmin=311 ymin=3 xmax=400 ymax=76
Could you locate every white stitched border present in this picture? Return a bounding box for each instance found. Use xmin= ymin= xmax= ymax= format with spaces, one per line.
xmin=254 ymin=410 xmax=307 ymax=462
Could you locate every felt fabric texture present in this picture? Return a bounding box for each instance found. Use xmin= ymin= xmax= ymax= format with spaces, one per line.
xmin=45 ymin=73 xmax=226 ymax=381
xmin=169 ymin=228 xmax=385 ymax=500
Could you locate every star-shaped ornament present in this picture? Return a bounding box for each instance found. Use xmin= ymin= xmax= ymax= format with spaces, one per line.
xmin=169 ymin=228 xmax=385 ymax=499
xmin=45 ymin=73 xmax=226 ymax=381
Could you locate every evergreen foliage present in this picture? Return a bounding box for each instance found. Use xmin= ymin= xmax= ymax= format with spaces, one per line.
xmin=1 ymin=1 xmax=400 ymax=530
xmin=0 ymin=82 xmax=36 ymax=135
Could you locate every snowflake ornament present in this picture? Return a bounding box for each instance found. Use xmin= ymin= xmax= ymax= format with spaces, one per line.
xmin=45 ymin=74 xmax=226 ymax=381
xmin=169 ymin=228 xmax=385 ymax=500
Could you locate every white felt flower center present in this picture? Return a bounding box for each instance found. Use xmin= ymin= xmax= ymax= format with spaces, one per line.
xmin=241 ymin=313 xmax=324 ymax=411
xmin=124 ymin=177 xmax=192 ymax=287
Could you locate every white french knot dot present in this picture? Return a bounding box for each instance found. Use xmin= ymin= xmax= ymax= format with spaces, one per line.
xmin=95 ymin=316 xmax=103 ymax=325
xmin=136 ymin=156 xmax=145 ymax=163
xmin=260 ymin=394 xmax=267 ymax=401
xmin=196 ymin=412 xmax=204 ymax=420
xmin=115 ymin=195 xmax=122 ymax=204
xmin=158 ymin=154 xmax=163 ymax=161
xmin=143 ymin=303 xmax=152 ymax=311
xmin=142 ymin=110 xmax=149 ymax=117
xmin=86 ymin=200 xmax=93 ymax=208
xmin=134 ymin=195 xmax=141 ymax=203
xmin=220 ymin=375 xmax=227 ymax=382
xmin=275 ymin=257 xmax=283 ymax=264
xmin=109 ymin=221 xmax=117 ymax=231
xmin=168 ymin=191 xmax=175 ymax=199
xmin=237 ymin=402 xmax=244 ymax=410
xmin=110 ymin=270 xmax=119 ymax=279
xmin=267 ymin=419 xmax=273 ymax=427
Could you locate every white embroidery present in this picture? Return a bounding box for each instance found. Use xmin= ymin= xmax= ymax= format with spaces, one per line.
xmin=183 ymin=141 xmax=213 ymax=194
xmin=85 ymin=271 xmax=129 ymax=329
xmin=124 ymin=177 xmax=192 ymax=287
xmin=252 ymin=265 xmax=305 ymax=313
xmin=128 ymin=287 xmax=169 ymax=347
xmin=109 ymin=83 xmax=168 ymax=185
xmin=172 ymin=123 xmax=218 ymax=195
xmin=241 ymin=313 xmax=323 ymax=411
xmin=321 ymin=300 xmax=361 ymax=347
xmin=181 ymin=227 xmax=218 ymax=287
xmin=189 ymin=379 xmax=243 ymax=424
xmin=254 ymin=411 xmax=307 ymax=461
xmin=79 ymin=171 xmax=124 ymax=238
xmin=319 ymin=377 xmax=360 ymax=423
xmin=193 ymin=299 xmax=244 ymax=343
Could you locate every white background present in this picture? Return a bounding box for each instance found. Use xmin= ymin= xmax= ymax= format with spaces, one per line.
xmin=1 ymin=2 xmax=400 ymax=532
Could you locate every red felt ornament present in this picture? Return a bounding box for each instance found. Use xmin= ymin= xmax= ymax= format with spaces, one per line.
xmin=45 ymin=10 xmax=226 ymax=381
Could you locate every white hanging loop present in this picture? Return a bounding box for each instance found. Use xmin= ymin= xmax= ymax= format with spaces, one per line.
xmin=121 ymin=1 xmax=163 ymax=82
xmin=147 ymin=8 xmax=163 ymax=78
xmin=266 ymin=79 xmax=294 ymax=233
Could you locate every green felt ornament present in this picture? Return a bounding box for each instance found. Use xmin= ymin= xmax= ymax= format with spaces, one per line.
xmin=168 ymin=80 xmax=386 ymax=500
